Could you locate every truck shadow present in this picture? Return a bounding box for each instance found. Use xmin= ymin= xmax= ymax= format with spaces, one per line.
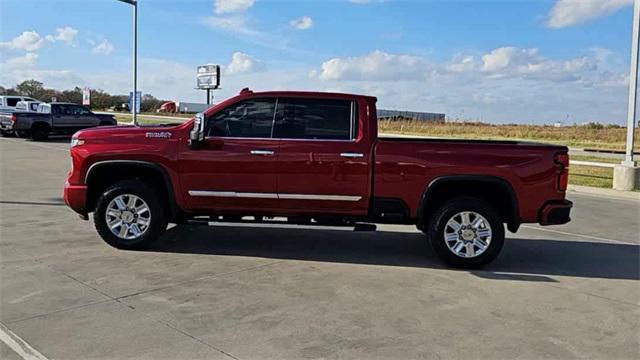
xmin=150 ymin=224 xmax=639 ymax=282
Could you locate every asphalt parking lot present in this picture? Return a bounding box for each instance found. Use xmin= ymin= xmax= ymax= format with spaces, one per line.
xmin=1 ymin=136 xmax=639 ymax=360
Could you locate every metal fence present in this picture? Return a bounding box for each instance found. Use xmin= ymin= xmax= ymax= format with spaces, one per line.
xmin=377 ymin=109 xmax=445 ymax=122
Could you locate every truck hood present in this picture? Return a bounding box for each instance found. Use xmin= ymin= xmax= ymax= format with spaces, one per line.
xmin=73 ymin=120 xmax=192 ymax=143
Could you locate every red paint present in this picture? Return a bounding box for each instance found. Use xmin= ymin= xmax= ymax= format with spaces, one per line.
xmin=64 ymin=90 xmax=571 ymax=227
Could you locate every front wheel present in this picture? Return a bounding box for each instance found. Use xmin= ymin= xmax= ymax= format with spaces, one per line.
xmin=428 ymin=197 xmax=504 ymax=269
xmin=94 ymin=180 xmax=168 ymax=250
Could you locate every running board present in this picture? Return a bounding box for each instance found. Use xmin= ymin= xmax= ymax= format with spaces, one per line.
xmin=185 ymin=216 xmax=377 ymax=231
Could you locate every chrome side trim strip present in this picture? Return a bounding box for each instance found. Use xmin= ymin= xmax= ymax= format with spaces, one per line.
xmin=188 ymin=191 xmax=278 ymax=199
xmin=188 ymin=191 xmax=361 ymax=201
xmin=278 ymin=194 xmax=362 ymax=201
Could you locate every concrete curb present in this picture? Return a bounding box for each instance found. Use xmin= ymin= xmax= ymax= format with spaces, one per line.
xmin=567 ymin=185 xmax=640 ymax=201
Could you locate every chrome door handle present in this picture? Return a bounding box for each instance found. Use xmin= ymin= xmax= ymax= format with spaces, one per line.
xmin=340 ymin=152 xmax=364 ymax=158
xmin=250 ymin=149 xmax=274 ymax=156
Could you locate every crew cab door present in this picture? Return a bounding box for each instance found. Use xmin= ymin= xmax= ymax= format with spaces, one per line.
xmin=273 ymin=97 xmax=371 ymax=216
xmin=178 ymin=98 xmax=280 ymax=212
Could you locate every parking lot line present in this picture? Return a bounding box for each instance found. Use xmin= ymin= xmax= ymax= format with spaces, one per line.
xmin=0 ymin=322 xmax=48 ymax=360
xmin=521 ymin=225 xmax=636 ymax=245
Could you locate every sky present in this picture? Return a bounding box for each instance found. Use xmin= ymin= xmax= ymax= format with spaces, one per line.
xmin=0 ymin=0 xmax=635 ymax=124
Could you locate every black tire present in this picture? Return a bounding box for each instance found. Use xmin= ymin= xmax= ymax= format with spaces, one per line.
xmin=94 ymin=179 xmax=168 ymax=250
xmin=31 ymin=123 xmax=49 ymax=141
xmin=428 ymin=197 xmax=504 ymax=269
xmin=0 ymin=130 xmax=13 ymax=137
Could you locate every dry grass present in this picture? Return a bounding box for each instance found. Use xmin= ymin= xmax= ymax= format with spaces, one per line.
xmin=570 ymin=165 xmax=613 ymax=189
xmin=379 ymin=119 xmax=639 ymax=151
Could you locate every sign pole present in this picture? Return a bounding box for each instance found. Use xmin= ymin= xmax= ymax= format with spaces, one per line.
xmin=624 ymin=0 xmax=639 ymax=166
xmin=132 ymin=0 xmax=138 ymax=126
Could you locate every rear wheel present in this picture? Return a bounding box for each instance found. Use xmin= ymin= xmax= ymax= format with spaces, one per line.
xmin=30 ymin=123 xmax=49 ymax=141
xmin=94 ymin=179 xmax=167 ymax=250
xmin=0 ymin=130 xmax=13 ymax=137
xmin=428 ymin=197 xmax=504 ymax=269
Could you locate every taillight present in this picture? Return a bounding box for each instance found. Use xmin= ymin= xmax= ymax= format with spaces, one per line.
xmin=554 ymin=153 xmax=569 ymax=191
xmin=10 ymin=115 xmax=16 ymax=122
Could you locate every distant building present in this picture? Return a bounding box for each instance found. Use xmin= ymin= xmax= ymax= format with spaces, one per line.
xmin=377 ymin=109 xmax=445 ymax=123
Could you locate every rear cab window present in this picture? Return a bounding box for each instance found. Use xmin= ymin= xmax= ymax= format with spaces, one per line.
xmin=274 ymin=98 xmax=357 ymax=140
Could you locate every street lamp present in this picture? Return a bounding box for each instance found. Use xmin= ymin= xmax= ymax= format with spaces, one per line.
xmin=614 ymin=0 xmax=640 ymax=190
xmin=116 ymin=0 xmax=138 ymax=126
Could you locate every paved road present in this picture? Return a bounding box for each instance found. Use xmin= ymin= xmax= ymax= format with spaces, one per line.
xmin=1 ymin=136 xmax=638 ymax=360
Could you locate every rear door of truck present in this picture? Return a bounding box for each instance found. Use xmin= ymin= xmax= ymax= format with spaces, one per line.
xmin=273 ymin=96 xmax=372 ymax=216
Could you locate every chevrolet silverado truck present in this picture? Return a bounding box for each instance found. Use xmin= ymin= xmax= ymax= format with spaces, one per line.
xmin=0 ymin=102 xmax=116 ymax=140
xmin=63 ymin=89 xmax=572 ymax=268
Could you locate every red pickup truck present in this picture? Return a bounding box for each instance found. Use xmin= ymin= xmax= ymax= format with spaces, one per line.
xmin=64 ymin=89 xmax=572 ymax=268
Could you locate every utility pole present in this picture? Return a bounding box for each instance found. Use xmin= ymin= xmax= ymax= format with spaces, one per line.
xmin=614 ymin=0 xmax=640 ymax=190
xmin=117 ymin=0 xmax=138 ymax=126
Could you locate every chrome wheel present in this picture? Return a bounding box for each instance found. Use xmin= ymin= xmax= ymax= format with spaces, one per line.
xmin=105 ymin=194 xmax=151 ymax=241
xmin=444 ymin=211 xmax=492 ymax=258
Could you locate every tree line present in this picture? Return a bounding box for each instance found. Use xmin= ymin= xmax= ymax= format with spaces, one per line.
xmin=0 ymin=80 xmax=165 ymax=112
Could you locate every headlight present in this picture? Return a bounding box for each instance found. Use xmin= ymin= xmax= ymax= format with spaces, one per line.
xmin=70 ymin=138 xmax=85 ymax=148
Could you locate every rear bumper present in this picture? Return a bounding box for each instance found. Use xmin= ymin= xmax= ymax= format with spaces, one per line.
xmin=64 ymin=181 xmax=88 ymax=217
xmin=538 ymin=200 xmax=573 ymax=225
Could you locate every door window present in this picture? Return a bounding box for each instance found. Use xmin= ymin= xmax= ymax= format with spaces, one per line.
xmin=273 ymin=98 xmax=355 ymax=140
xmin=206 ymin=98 xmax=276 ymax=139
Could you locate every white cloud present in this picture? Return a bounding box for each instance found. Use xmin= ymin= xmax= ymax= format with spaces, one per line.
xmin=290 ymin=16 xmax=313 ymax=30
xmin=45 ymin=26 xmax=78 ymax=45
xmin=214 ymin=0 xmax=254 ymax=14
xmin=91 ymin=40 xmax=114 ymax=55
xmin=3 ymin=53 xmax=38 ymax=70
xmin=0 ymin=31 xmax=44 ymax=52
xmin=225 ymin=52 xmax=264 ymax=75
xmin=318 ymin=50 xmax=429 ymax=81
xmin=547 ymin=0 xmax=633 ymax=29
xmin=479 ymin=47 xmax=597 ymax=82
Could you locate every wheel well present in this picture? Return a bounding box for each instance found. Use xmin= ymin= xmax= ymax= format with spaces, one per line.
xmin=419 ymin=177 xmax=520 ymax=232
xmin=85 ymin=162 xmax=179 ymax=220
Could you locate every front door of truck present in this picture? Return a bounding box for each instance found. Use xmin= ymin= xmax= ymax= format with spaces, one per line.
xmin=273 ymin=97 xmax=371 ymax=216
xmin=178 ymin=98 xmax=280 ymax=212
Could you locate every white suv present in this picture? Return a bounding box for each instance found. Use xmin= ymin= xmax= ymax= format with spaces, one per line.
xmin=0 ymin=96 xmax=38 ymax=112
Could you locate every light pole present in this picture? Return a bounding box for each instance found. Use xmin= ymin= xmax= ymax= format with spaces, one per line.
xmin=614 ymin=0 xmax=640 ymax=190
xmin=117 ymin=0 xmax=138 ymax=126
xmin=624 ymin=0 xmax=639 ymax=166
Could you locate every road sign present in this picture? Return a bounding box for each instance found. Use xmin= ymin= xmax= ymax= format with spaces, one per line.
xmin=129 ymin=91 xmax=141 ymax=114
xmin=196 ymin=64 xmax=220 ymax=90
xmin=82 ymin=88 xmax=91 ymax=106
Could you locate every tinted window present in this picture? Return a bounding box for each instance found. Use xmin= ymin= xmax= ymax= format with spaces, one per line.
xmin=70 ymin=106 xmax=91 ymax=115
xmin=206 ymin=99 xmax=276 ymax=138
xmin=6 ymin=98 xmax=20 ymax=107
xmin=273 ymin=98 xmax=354 ymax=140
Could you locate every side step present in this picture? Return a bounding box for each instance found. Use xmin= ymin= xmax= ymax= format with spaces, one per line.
xmin=185 ymin=216 xmax=377 ymax=231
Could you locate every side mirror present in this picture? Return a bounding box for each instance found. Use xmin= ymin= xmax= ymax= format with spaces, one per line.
xmin=189 ymin=112 xmax=205 ymax=150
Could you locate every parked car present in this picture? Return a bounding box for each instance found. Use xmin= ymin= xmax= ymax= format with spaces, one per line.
xmin=0 ymin=95 xmax=38 ymax=112
xmin=63 ymin=89 xmax=572 ymax=268
xmin=0 ymin=100 xmax=41 ymax=137
xmin=0 ymin=102 xmax=117 ymax=140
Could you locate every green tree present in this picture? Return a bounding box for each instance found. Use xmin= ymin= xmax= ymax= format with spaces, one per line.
xmin=15 ymin=80 xmax=47 ymax=100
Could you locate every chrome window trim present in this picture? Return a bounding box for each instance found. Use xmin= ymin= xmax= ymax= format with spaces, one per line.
xmin=203 ymin=97 xmax=359 ymax=142
xmin=188 ymin=190 xmax=361 ymax=201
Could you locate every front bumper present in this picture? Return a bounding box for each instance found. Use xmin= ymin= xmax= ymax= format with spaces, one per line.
xmin=64 ymin=181 xmax=88 ymax=218
xmin=538 ymin=200 xmax=573 ymax=225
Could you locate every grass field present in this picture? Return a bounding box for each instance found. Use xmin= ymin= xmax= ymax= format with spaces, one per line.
xmin=379 ymin=119 xmax=639 ymax=152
